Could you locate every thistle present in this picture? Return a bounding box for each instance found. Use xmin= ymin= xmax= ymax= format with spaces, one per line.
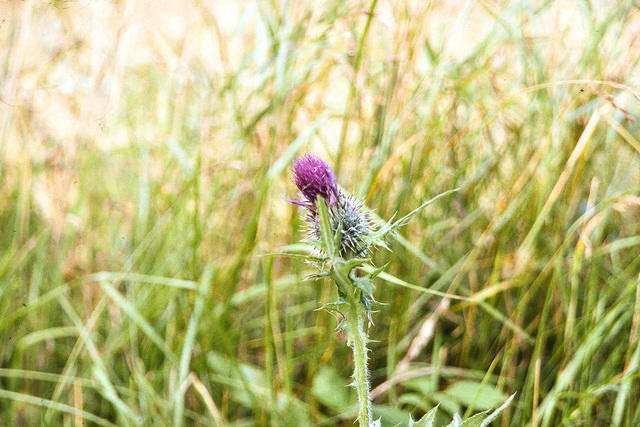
xmin=286 ymin=154 xmax=466 ymax=426
xmin=289 ymin=154 xmax=376 ymax=425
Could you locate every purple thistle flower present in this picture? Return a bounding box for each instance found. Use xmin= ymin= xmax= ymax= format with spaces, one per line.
xmin=289 ymin=154 xmax=340 ymax=209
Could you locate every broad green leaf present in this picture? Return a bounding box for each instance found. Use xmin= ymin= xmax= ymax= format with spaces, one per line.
xmin=275 ymin=392 xmax=312 ymax=426
xmin=372 ymin=404 xmax=412 ymax=427
xmin=431 ymin=392 xmax=462 ymax=416
xmin=444 ymin=381 xmax=507 ymax=411
xmin=399 ymin=393 xmax=434 ymax=412
xmin=207 ymin=351 xmax=267 ymax=408
xmin=403 ymin=377 xmax=436 ymax=396
xmin=310 ymin=366 xmax=351 ymax=411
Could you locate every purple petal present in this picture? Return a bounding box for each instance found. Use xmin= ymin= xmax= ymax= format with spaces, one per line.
xmin=291 ymin=154 xmax=340 ymax=208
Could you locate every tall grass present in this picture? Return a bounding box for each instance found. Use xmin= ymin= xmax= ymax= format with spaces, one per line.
xmin=1 ymin=1 xmax=640 ymax=425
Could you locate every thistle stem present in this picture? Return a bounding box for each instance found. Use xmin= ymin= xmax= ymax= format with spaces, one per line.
xmin=316 ymin=197 xmax=372 ymax=425
xmin=346 ymin=293 xmax=371 ymax=426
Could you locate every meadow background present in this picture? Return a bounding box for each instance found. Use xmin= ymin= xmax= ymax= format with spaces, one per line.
xmin=1 ymin=0 xmax=640 ymax=426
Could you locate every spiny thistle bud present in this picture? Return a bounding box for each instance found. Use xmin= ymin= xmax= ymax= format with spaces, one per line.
xmin=289 ymin=154 xmax=371 ymax=257
xmin=320 ymin=193 xmax=371 ymax=257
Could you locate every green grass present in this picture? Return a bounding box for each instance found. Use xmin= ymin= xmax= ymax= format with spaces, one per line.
xmin=1 ymin=0 xmax=640 ymax=426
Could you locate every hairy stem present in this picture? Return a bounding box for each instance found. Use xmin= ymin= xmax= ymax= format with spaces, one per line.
xmin=347 ymin=293 xmax=371 ymax=426
xmin=317 ymin=197 xmax=372 ymax=425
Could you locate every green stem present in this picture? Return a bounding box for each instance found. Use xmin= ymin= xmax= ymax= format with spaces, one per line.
xmin=317 ymin=197 xmax=372 ymax=425
xmin=347 ymin=293 xmax=371 ymax=426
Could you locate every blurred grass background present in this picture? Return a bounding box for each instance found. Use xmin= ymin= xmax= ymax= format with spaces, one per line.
xmin=1 ymin=0 xmax=640 ymax=426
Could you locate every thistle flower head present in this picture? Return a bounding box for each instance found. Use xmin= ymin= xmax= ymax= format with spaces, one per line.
xmin=289 ymin=154 xmax=371 ymax=257
xmin=290 ymin=154 xmax=339 ymax=209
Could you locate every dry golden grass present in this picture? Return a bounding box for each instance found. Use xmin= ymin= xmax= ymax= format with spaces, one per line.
xmin=1 ymin=1 xmax=640 ymax=426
